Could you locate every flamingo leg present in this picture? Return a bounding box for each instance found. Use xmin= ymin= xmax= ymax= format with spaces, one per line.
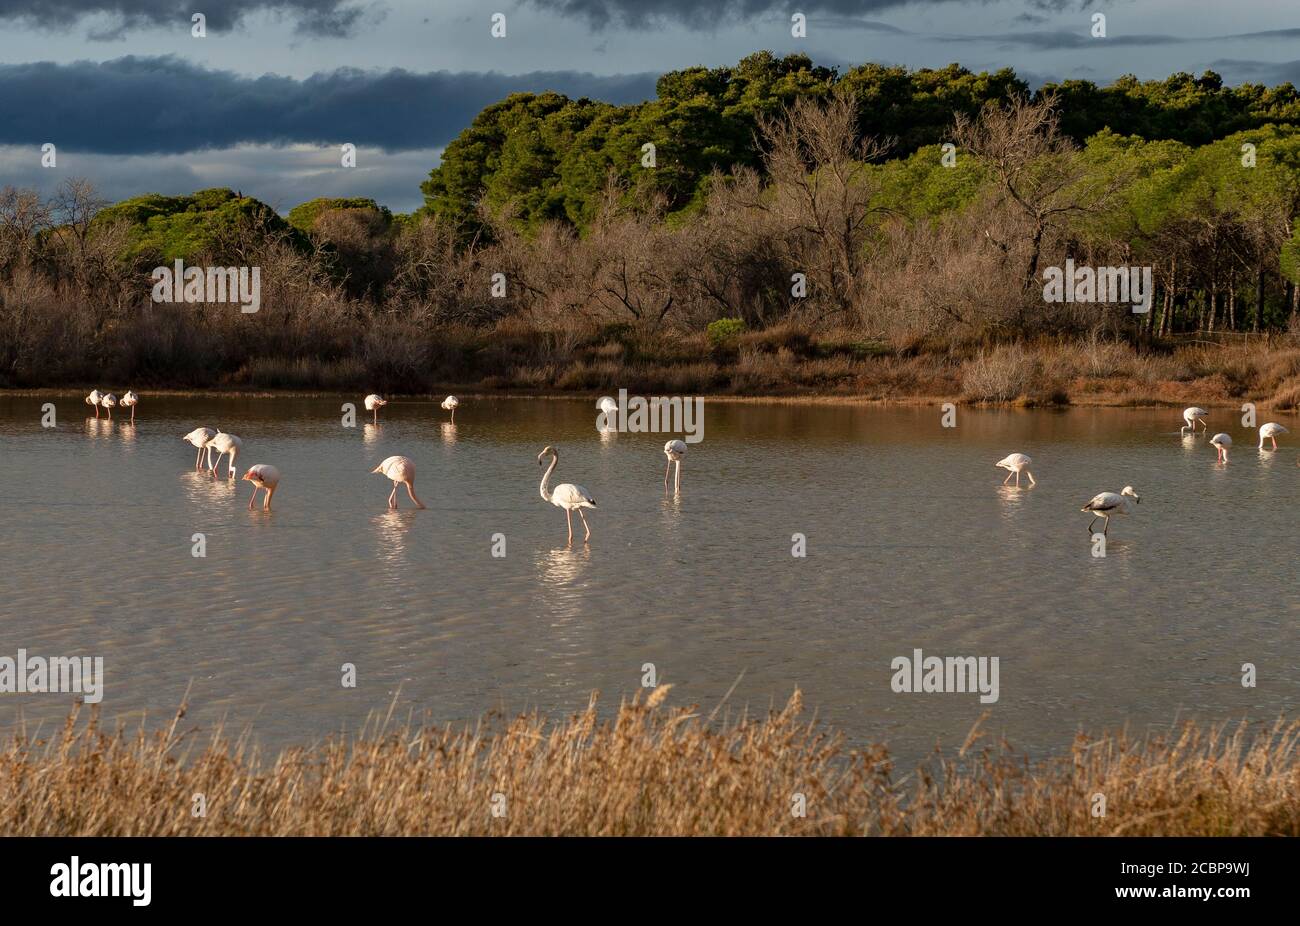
xmin=1002 ymin=470 xmax=1012 ymax=485
xmin=405 ymin=481 xmax=425 ymax=509
xmin=1272 ymin=437 xmax=1279 ymax=450
xmin=1014 ymin=471 xmax=1021 ymax=487
xmin=388 ymin=484 xmax=397 ymax=508
xmin=263 ymin=486 xmax=275 ymax=511
xmin=675 ymin=461 xmax=681 ymax=493
xmin=665 ymin=461 xmax=671 ymax=488
xmin=248 ymin=485 xmax=257 ymax=510
xmin=1026 ymin=470 xmax=1036 ymax=486
xmin=577 ymin=508 xmax=591 ymax=541
xmin=130 ymin=407 xmax=135 ymax=423
xmin=565 ymin=508 xmax=573 ymax=544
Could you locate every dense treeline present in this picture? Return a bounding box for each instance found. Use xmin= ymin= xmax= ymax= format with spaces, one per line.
xmin=420 ymin=53 xmax=1300 ymax=232
xmin=1 ymin=56 xmax=1300 ymax=402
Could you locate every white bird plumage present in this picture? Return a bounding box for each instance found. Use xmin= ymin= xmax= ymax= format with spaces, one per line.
xmin=182 ymin=427 xmax=216 ymax=470
xmin=1210 ymin=432 xmax=1232 ymax=462
xmin=441 ymin=395 xmax=459 ymax=422
xmin=120 ymin=390 xmax=138 ymax=423
xmin=363 ymin=394 xmax=387 ymax=424
xmin=1182 ymin=407 xmax=1208 ymax=432
xmin=1258 ymin=422 xmax=1288 ymax=450
xmin=206 ymin=431 xmax=243 ymax=478
xmin=995 ymin=452 xmax=1035 ymax=487
xmin=241 ymin=464 xmax=280 ymax=510
xmin=371 ymin=455 xmax=425 ymax=509
xmin=663 ymin=439 xmax=686 ymax=492
xmin=1081 ymin=486 xmax=1140 ymax=536
xmin=99 ymin=393 xmax=117 ymax=419
xmin=537 ymin=445 xmax=595 ymax=543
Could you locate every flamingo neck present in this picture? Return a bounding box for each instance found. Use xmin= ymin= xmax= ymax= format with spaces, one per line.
xmin=539 ymin=454 xmax=558 ymax=502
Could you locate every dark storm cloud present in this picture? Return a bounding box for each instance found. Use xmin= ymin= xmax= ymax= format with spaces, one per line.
xmin=0 ymin=56 xmax=657 ymax=154
xmin=0 ymin=0 xmax=372 ymax=37
xmin=525 ymin=0 xmax=940 ymax=30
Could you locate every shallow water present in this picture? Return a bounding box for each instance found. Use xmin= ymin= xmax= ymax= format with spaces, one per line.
xmin=0 ymin=394 xmax=1296 ymax=768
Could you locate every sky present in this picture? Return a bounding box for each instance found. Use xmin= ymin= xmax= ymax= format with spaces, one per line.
xmin=1 ymin=0 xmax=1298 ymax=213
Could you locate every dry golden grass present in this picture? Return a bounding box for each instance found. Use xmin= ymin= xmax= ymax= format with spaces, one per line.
xmin=1 ymin=691 xmax=1296 ymax=836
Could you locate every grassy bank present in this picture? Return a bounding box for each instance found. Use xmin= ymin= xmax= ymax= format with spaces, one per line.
xmin=6 ymin=324 xmax=1300 ymax=410
xmin=2 ymin=691 xmax=1296 ymax=836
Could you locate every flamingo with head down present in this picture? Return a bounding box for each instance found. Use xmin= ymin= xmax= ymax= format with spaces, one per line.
xmin=371 ymin=455 xmax=425 ymax=509
xmin=241 ymin=464 xmax=280 ymax=510
xmin=183 ymin=427 xmax=216 ymax=470
xmin=1259 ymin=422 xmax=1288 ymax=451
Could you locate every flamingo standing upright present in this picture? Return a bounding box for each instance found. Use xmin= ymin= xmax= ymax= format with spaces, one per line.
xmin=537 ymin=445 xmax=596 ymax=544
xmin=371 ymin=455 xmax=425 ymax=509
xmin=1081 ymin=486 xmax=1141 ymax=536
xmin=1182 ymin=407 xmax=1208 ymax=432
xmin=1259 ymin=422 xmax=1289 ymax=450
xmin=85 ymin=390 xmax=103 ymax=418
xmin=120 ymin=390 xmax=138 ymax=423
xmin=364 ymin=394 xmax=387 ymax=424
xmin=183 ymin=427 xmax=216 ymax=470
xmin=241 ymin=464 xmax=280 ymax=510
xmin=206 ymin=432 xmax=243 ymax=478
xmin=99 ymin=393 xmax=117 ymax=420
xmin=995 ymin=452 xmax=1036 ymax=486
xmin=663 ymin=439 xmax=686 ymax=492
xmin=441 ymin=396 xmax=459 ymax=422
xmin=1210 ymin=433 xmax=1232 ymax=462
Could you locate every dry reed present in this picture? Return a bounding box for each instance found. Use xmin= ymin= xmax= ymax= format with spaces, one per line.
xmin=1 ymin=690 xmax=1295 ymax=836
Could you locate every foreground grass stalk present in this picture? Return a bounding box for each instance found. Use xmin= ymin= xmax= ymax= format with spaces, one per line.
xmin=1 ymin=690 xmax=1296 ymax=836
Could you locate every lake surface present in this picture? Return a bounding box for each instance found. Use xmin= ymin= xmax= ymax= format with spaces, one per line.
xmin=1 ymin=394 xmax=1296 ymax=769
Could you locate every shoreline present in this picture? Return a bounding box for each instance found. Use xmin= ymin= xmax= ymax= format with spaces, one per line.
xmin=0 ymin=387 xmax=1288 ymax=410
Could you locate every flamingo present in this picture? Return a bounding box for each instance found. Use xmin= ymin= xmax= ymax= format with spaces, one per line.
xmin=663 ymin=439 xmax=686 ymax=492
xmin=537 ymin=445 xmax=596 ymax=544
xmin=1081 ymin=486 xmax=1140 ymax=536
xmin=1259 ymin=422 xmax=1289 ymax=451
xmin=241 ymin=464 xmax=280 ymax=510
xmin=182 ymin=427 xmax=216 ymax=470
xmin=85 ymin=390 xmax=103 ymax=418
xmin=1182 ymin=407 xmax=1208 ymax=432
xmin=121 ymin=390 xmax=138 ymax=423
xmin=441 ymin=396 xmax=459 ymax=422
xmin=371 ymin=455 xmax=425 ymax=509
xmin=363 ymin=394 xmax=387 ymax=424
xmin=995 ymin=452 xmax=1035 ymax=487
xmin=1210 ymin=432 xmax=1232 ymax=462
xmin=598 ymin=396 xmax=618 ymax=417
xmin=206 ymin=432 xmax=242 ymax=478
xmin=100 ymin=393 xmax=118 ymax=419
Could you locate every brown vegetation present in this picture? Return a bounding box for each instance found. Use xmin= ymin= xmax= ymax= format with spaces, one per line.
xmin=2 ymin=96 xmax=1298 ymax=399
xmin=1 ymin=691 xmax=1295 ymax=836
